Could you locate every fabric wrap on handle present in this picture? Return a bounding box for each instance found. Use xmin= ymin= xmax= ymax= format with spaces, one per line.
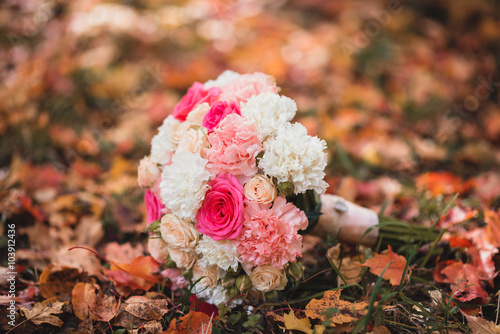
xmin=308 ymin=194 xmax=379 ymax=246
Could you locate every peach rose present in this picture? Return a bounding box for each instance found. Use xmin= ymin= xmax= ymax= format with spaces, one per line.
xmin=244 ymin=175 xmax=277 ymax=204
xmin=147 ymin=237 xmax=169 ymax=263
xmin=192 ymin=262 xmax=219 ymax=289
xmin=168 ymin=248 xmax=197 ymax=269
xmin=186 ymin=102 xmax=210 ymax=126
xmin=176 ymin=128 xmax=209 ymax=155
xmin=160 ymin=213 xmax=199 ymax=251
xmin=138 ymin=156 xmax=161 ymax=187
xmin=249 ymin=265 xmax=288 ymax=293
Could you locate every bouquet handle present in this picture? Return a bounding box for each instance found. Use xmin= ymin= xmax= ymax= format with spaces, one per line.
xmin=308 ymin=194 xmax=379 ymax=247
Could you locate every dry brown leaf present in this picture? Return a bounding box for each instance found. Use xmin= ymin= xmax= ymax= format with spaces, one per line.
xmin=131 ymin=320 xmax=163 ymax=334
xmin=72 ymin=282 xmax=119 ymax=322
xmin=20 ymin=297 xmax=67 ymax=327
xmin=39 ymin=265 xmax=83 ymax=299
xmin=124 ymin=295 xmax=169 ymax=321
xmin=361 ymin=245 xmax=410 ymax=285
xmin=305 ymin=289 xmax=367 ymax=325
xmin=463 ymin=314 xmax=500 ymax=334
xmin=283 ymin=311 xmax=313 ymax=334
xmin=327 ymin=244 xmax=365 ymax=285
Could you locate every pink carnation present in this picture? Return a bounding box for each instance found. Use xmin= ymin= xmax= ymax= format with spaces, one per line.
xmin=202 ymin=101 xmax=241 ymax=133
xmin=205 ymin=114 xmax=262 ymax=177
xmin=172 ymin=82 xmax=221 ymax=121
xmin=196 ymin=173 xmax=245 ymax=240
xmin=144 ymin=189 xmax=165 ymax=224
xmin=235 ymin=196 xmax=308 ymax=269
xmin=219 ymin=72 xmax=278 ymax=103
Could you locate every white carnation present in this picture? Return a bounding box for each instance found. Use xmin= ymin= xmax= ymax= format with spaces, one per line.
xmin=241 ymin=92 xmax=297 ymax=139
xmin=204 ymin=70 xmax=241 ymax=89
xmin=150 ymin=116 xmax=181 ymax=165
xmin=260 ymin=122 xmax=328 ymax=194
xmin=160 ymin=151 xmax=212 ymax=220
xmin=195 ymin=236 xmax=240 ymax=272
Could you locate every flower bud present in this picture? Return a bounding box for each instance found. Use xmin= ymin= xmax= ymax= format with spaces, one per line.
xmin=288 ymin=262 xmax=304 ymax=281
xmin=236 ymin=274 xmax=252 ymax=293
xmin=221 ymin=275 xmax=236 ymax=288
xmin=279 ymin=182 xmax=295 ymax=196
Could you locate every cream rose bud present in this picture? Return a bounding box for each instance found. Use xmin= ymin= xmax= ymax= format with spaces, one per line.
xmin=147 ymin=237 xmax=169 ymax=263
xmin=137 ymin=156 xmax=161 ymax=187
xmin=168 ymin=248 xmax=197 ymax=269
xmin=192 ymin=262 xmax=219 ymax=289
xmin=160 ymin=213 xmax=199 ymax=251
xmin=176 ymin=128 xmax=209 ymax=155
xmin=186 ymin=102 xmax=210 ymax=126
xmin=250 ymin=265 xmax=288 ymax=293
xmin=244 ymin=174 xmax=277 ymax=204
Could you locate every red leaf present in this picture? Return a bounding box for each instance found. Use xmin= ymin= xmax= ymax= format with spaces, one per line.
xmin=440 ymin=262 xmax=488 ymax=304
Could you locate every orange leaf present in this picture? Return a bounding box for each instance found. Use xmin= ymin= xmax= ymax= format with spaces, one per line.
xmin=416 ymin=172 xmax=468 ymax=197
xmin=485 ymin=209 xmax=500 ymax=247
xmin=305 ymin=290 xmax=367 ymax=325
xmin=440 ymin=261 xmax=488 ymax=304
xmin=105 ymin=256 xmax=161 ymax=291
xmin=361 ymin=245 xmax=410 ymax=285
xmin=166 ymin=310 xmax=215 ymax=334
xmin=72 ymin=282 xmax=119 ymax=322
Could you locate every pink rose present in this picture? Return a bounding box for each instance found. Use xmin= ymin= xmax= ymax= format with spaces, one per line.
xmin=172 ymin=82 xmax=221 ymax=121
xmin=219 ymin=72 xmax=278 ymax=103
xmin=205 ymin=114 xmax=263 ymax=177
xmin=144 ymin=189 xmax=165 ymax=224
xmin=235 ymin=196 xmax=308 ymax=269
xmin=202 ymin=101 xmax=241 ymax=133
xmin=196 ymin=173 xmax=245 ymax=240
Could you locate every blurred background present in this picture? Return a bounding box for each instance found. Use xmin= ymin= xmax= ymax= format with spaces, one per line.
xmin=1 ymin=0 xmax=500 ymax=255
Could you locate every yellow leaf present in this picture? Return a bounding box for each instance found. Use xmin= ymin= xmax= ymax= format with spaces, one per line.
xmin=283 ymin=311 xmax=313 ymax=334
xmin=305 ymin=290 xmax=367 ymax=325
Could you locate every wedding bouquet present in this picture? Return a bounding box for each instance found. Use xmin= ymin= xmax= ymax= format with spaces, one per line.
xmin=138 ymin=71 xmax=329 ymax=306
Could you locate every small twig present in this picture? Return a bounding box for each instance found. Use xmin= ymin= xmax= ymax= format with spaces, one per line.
xmin=496 ymin=290 xmax=500 ymax=325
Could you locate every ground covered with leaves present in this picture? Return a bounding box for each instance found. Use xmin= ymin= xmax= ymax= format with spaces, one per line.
xmin=1 ymin=0 xmax=500 ymax=333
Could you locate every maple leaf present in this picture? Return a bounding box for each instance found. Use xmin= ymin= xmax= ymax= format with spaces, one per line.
xmin=463 ymin=314 xmax=500 ymax=334
xmin=440 ymin=261 xmax=488 ymax=304
xmin=72 ymin=282 xmax=119 ymax=322
xmin=20 ymin=297 xmax=67 ymax=327
xmin=105 ymin=256 xmax=162 ymax=291
xmin=361 ymin=245 xmax=410 ymax=285
xmin=305 ymin=289 xmax=367 ymax=325
xmin=283 ymin=311 xmax=313 ymax=334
